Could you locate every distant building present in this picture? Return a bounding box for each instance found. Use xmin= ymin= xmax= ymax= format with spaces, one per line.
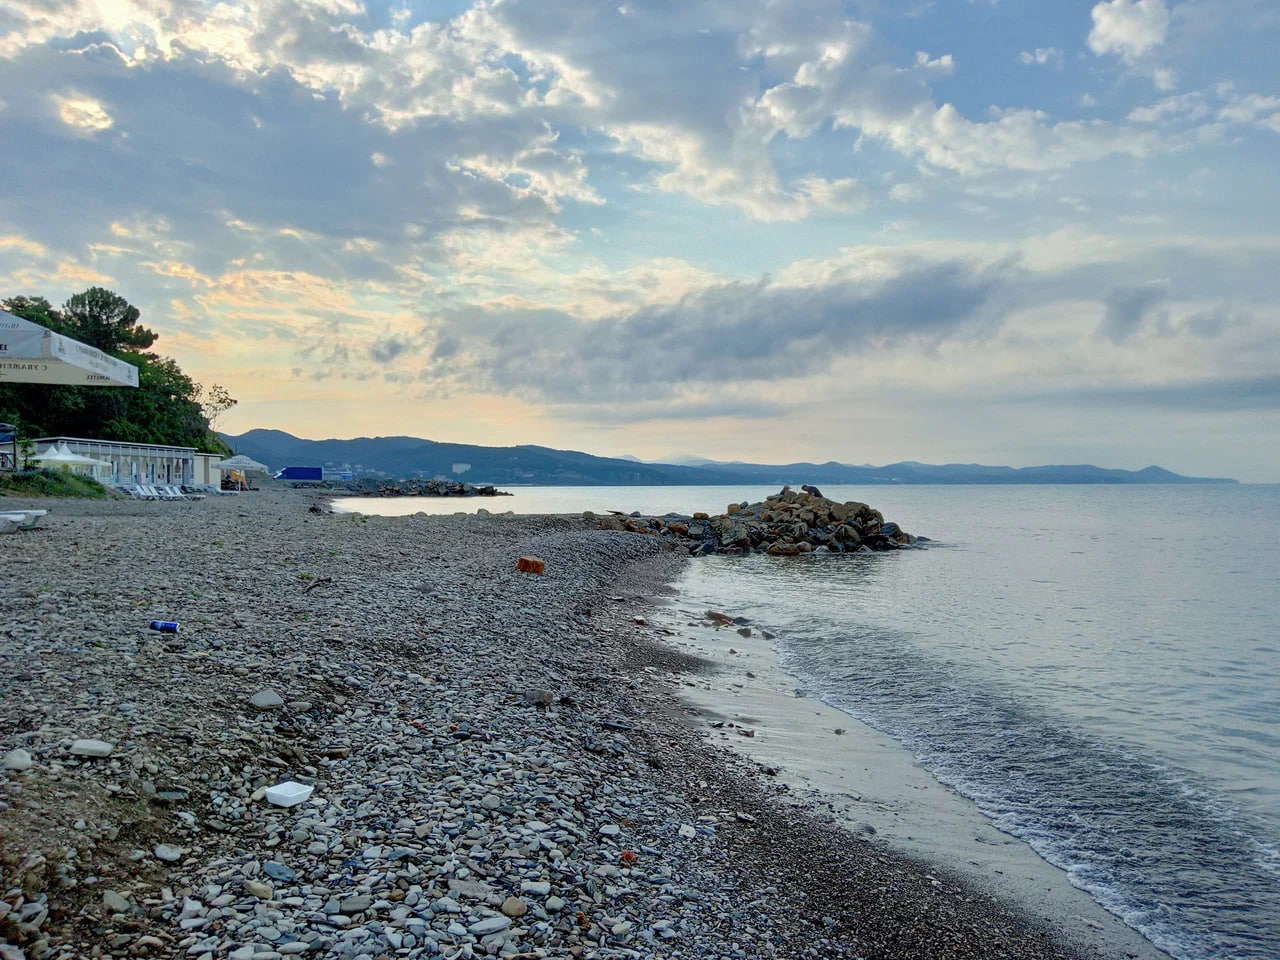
xmin=34 ymin=436 xmax=222 ymax=486
xmin=323 ymin=464 xmax=353 ymax=482
xmin=452 ymin=462 xmax=471 ymax=475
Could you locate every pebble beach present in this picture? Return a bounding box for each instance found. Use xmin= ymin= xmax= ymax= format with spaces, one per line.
xmin=2 ymin=487 xmax=1139 ymax=960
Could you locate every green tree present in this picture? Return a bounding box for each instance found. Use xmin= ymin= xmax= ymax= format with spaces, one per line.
xmin=3 ymin=295 xmax=65 ymax=333
xmin=61 ymin=287 xmax=158 ymax=353
xmin=0 ymin=287 xmax=230 ymax=454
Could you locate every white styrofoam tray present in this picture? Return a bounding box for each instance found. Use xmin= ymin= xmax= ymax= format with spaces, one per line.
xmin=265 ymin=780 xmax=315 ymax=807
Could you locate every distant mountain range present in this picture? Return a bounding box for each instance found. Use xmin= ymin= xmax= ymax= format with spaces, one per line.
xmin=222 ymin=429 xmax=1238 ymax=486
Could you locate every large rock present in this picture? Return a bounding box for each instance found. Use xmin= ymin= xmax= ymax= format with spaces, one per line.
xmin=339 ymin=895 xmax=372 ymax=914
xmin=834 ymin=523 xmax=861 ymax=544
xmin=3 ymin=748 xmax=33 ymax=771
xmin=469 ymin=915 xmax=511 ymax=936
xmin=248 ymin=689 xmax=284 ymax=711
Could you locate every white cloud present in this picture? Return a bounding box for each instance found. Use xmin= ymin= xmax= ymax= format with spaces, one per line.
xmin=53 ymin=92 xmax=113 ymax=132
xmin=1019 ymin=48 xmax=1062 ymax=66
xmin=915 ymin=51 xmax=955 ymax=73
xmin=448 ymin=128 xmax=604 ymax=212
xmin=890 ymin=182 xmax=923 ymax=202
xmin=1153 ymin=67 xmax=1178 ymax=90
xmin=0 ymin=234 xmax=48 ymax=257
xmin=0 ymin=0 xmax=1184 ymax=225
xmin=1128 ymin=85 xmax=1280 ymax=134
xmin=1218 ymin=91 xmax=1280 ymax=129
xmin=1089 ymin=0 xmax=1171 ymax=60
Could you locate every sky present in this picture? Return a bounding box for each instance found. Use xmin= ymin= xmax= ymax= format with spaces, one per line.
xmin=1 ymin=0 xmax=1277 ymax=480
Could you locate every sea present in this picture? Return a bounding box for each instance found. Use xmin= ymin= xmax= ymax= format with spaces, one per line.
xmin=333 ymin=484 xmax=1280 ymax=960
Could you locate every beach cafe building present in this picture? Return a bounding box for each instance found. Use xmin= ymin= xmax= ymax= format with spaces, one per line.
xmin=33 ymin=436 xmax=223 ymax=487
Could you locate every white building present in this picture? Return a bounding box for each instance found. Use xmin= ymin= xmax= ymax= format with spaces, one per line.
xmin=34 ymin=436 xmax=222 ymax=487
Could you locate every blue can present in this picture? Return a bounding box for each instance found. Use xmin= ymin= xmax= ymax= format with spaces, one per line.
xmin=149 ymin=620 xmax=180 ymax=633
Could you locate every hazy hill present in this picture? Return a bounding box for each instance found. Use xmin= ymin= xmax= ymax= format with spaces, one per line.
xmin=222 ymin=429 xmax=1238 ymax=486
xmin=222 ymin=429 xmax=752 ymax=485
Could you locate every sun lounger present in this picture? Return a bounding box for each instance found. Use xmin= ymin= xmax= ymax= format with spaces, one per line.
xmin=0 ymin=509 xmax=48 ymax=532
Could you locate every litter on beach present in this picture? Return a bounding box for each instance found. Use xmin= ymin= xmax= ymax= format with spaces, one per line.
xmin=516 ymin=555 xmax=546 ymax=574
xmin=265 ymin=781 xmax=315 ymax=807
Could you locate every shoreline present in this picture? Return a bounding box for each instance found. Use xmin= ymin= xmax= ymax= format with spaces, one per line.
xmin=1 ymin=488 xmax=1152 ymax=958
xmin=646 ymin=587 xmax=1169 ymax=960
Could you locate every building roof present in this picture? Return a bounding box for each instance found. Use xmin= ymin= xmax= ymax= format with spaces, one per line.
xmin=35 ymin=436 xmax=199 ymax=454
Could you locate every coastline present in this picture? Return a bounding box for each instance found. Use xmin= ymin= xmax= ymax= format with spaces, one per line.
xmin=647 ymin=590 xmax=1169 ymax=960
xmin=1 ymin=487 xmax=1155 ymax=958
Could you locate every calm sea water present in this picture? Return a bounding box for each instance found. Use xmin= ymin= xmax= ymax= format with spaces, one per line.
xmin=338 ymin=484 xmax=1280 ymax=960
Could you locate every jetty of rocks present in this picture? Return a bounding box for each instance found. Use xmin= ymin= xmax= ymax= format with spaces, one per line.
xmin=594 ymin=488 xmax=920 ymax=556
xmin=341 ymin=477 xmax=510 ymax=498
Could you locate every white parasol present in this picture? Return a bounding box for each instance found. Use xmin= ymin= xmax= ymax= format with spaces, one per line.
xmin=215 ymin=454 xmax=270 ymax=475
xmin=0 ymin=310 xmax=139 ymax=387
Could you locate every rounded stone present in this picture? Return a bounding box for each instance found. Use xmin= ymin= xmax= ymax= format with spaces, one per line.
xmin=2 ymin=748 xmax=32 ymax=771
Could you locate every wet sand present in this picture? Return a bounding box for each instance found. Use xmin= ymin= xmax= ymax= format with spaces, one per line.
xmin=652 ymin=595 xmax=1169 ymax=960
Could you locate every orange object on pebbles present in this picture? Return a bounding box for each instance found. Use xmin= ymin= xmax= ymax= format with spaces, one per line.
xmin=516 ymin=556 xmax=546 ymax=574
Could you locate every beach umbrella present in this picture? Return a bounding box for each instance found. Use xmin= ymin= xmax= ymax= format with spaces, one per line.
xmin=215 ymin=454 xmax=270 ymax=475
xmin=0 ymin=310 xmax=140 ymax=387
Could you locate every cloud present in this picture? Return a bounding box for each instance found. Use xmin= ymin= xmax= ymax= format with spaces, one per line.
xmin=369 ymin=334 xmax=410 ymax=364
xmin=1098 ymin=280 xmax=1169 ymax=342
xmin=0 ymin=235 xmax=48 ymax=258
xmin=1032 ymin=374 xmax=1280 ymax=412
xmin=0 ymin=0 xmax=1185 ymax=231
xmin=53 ymin=92 xmax=113 ymax=132
xmin=1019 ymin=48 xmax=1062 ymax=67
xmin=1089 ymin=0 xmax=1171 ymax=60
xmin=1127 ymin=84 xmax=1280 ymax=134
xmin=412 ymin=257 xmax=1007 ymax=403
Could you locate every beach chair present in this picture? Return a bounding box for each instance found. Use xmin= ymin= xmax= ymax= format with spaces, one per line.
xmin=0 ymin=509 xmax=48 ymax=532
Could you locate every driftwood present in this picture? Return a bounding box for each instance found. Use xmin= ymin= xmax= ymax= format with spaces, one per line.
xmin=303 ymin=576 xmax=333 ymax=594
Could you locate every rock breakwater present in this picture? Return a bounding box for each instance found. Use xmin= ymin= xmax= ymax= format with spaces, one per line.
xmin=594 ymin=488 xmax=920 ymax=556
xmin=341 ymin=477 xmax=511 ymax=498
